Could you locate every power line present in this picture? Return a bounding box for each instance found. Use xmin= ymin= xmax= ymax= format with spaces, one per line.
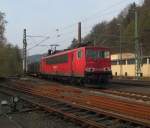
xmin=81 ymin=0 xmax=130 ymax=23
xmin=50 ymin=0 xmax=135 ymax=45
xmin=27 ymin=35 xmax=48 ymax=38
xmin=28 ymin=36 xmax=50 ymax=51
xmin=42 ymin=0 xmax=132 ymax=41
xmin=56 ymin=8 xmax=123 ymax=40
xmin=27 ymin=0 xmax=136 ymax=51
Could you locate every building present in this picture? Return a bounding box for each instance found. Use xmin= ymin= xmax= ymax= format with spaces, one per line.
xmin=111 ymin=53 xmax=150 ymax=78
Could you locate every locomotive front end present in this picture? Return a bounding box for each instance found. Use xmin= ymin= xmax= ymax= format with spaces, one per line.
xmin=85 ymin=47 xmax=112 ymax=83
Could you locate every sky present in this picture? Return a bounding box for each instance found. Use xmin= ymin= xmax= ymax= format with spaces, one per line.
xmin=0 ymin=0 xmax=142 ymax=55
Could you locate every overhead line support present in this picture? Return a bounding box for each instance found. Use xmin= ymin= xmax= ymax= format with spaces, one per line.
xmin=23 ymin=29 xmax=27 ymax=74
xmin=134 ymin=9 xmax=142 ymax=80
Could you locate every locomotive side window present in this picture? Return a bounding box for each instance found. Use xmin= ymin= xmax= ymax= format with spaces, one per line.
xmin=77 ymin=50 xmax=82 ymax=59
xmin=46 ymin=54 xmax=68 ymax=64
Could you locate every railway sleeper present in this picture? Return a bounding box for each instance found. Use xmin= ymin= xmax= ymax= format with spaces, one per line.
xmin=0 ymin=86 xmax=149 ymax=128
xmin=24 ymin=97 xmax=150 ymax=128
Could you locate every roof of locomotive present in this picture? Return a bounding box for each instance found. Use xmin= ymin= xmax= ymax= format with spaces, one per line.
xmin=42 ymin=46 xmax=110 ymax=59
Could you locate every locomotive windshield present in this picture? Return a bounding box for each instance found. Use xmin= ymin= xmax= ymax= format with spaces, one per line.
xmin=86 ymin=49 xmax=110 ymax=59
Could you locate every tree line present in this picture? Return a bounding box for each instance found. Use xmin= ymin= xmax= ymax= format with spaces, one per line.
xmin=0 ymin=12 xmax=22 ymax=76
xmin=70 ymin=0 xmax=150 ymax=56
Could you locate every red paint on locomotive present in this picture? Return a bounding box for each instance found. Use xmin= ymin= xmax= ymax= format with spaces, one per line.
xmin=40 ymin=46 xmax=112 ymax=82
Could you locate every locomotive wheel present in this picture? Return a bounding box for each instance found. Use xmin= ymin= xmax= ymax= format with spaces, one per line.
xmin=78 ymin=78 xmax=84 ymax=86
xmin=70 ymin=78 xmax=76 ymax=85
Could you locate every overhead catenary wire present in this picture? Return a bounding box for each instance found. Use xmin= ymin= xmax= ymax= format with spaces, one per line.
xmin=53 ymin=7 xmax=125 ymax=41
xmin=28 ymin=36 xmax=50 ymax=51
xmin=27 ymin=35 xmax=48 ymax=38
xmin=81 ymin=0 xmax=131 ymax=23
xmin=41 ymin=0 xmax=133 ymax=39
xmin=48 ymin=0 xmax=136 ymax=45
xmin=55 ymin=0 xmax=133 ymax=36
xmin=45 ymin=10 xmax=129 ymax=45
xmin=53 ymin=0 xmax=133 ymax=32
xmin=28 ymin=0 xmax=139 ymax=52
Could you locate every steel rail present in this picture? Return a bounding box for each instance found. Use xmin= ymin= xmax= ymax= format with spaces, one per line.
xmin=4 ymin=80 xmax=150 ymax=127
xmin=110 ymin=79 xmax=150 ymax=86
xmin=98 ymin=89 xmax=150 ymax=102
xmin=0 ymin=84 xmax=132 ymax=128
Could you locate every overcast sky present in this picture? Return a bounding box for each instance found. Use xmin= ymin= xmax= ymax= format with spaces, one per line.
xmin=0 ymin=0 xmax=142 ymax=55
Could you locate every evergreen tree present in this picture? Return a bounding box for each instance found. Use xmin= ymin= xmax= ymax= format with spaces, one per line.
xmin=0 ymin=11 xmax=22 ymax=76
xmin=70 ymin=0 xmax=150 ymax=55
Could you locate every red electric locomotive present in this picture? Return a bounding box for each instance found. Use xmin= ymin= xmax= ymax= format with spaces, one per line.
xmin=40 ymin=46 xmax=112 ymax=85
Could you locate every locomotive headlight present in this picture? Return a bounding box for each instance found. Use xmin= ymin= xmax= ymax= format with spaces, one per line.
xmin=104 ymin=67 xmax=111 ymax=71
xmin=86 ymin=67 xmax=111 ymax=72
xmin=85 ymin=68 xmax=91 ymax=72
xmin=85 ymin=68 xmax=95 ymax=72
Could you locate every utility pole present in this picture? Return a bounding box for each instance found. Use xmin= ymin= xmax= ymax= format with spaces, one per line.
xmin=23 ymin=29 xmax=27 ymax=74
xmin=118 ymin=24 xmax=123 ymax=77
xmin=78 ymin=22 xmax=81 ymax=44
xmin=134 ymin=9 xmax=142 ymax=79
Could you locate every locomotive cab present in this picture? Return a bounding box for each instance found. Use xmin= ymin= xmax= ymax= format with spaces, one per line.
xmin=85 ymin=47 xmax=112 ymax=82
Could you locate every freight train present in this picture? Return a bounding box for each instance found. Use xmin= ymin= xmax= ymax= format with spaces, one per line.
xmin=28 ymin=46 xmax=112 ymax=86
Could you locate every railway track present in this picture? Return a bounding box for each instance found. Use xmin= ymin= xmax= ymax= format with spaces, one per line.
xmin=0 ymin=79 xmax=149 ymax=127
xmin=0 ymin=83 xmax=148 ymax=128
xmin=90 ymin=89 xmax=150 ymax=103
xmin=110 ymin=79 xmax=150 ymax=87
xmin=38 ymin=75 xmax=150 ymax=102
xmin=2 ymin=77 xmax=150 ymax=104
